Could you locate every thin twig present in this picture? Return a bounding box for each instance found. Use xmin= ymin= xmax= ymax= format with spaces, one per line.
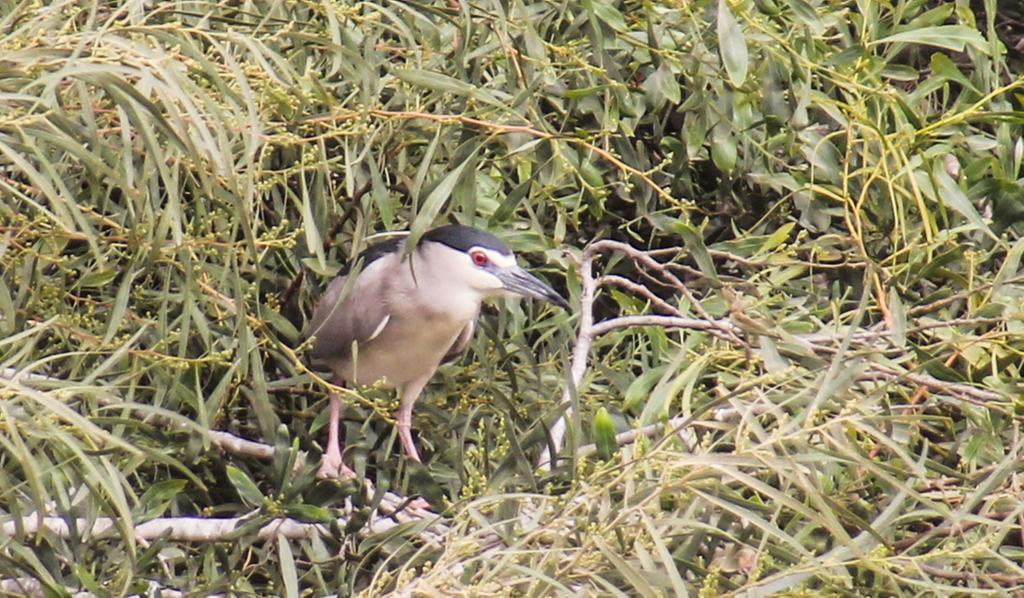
xmin=589 ymin=314 xmax=741 ymax=339
xmin=596 ymin=274 xmax=683 ymax=317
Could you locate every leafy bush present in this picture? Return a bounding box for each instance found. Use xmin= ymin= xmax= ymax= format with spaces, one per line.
xmin=1 ymin=0 xmax=1023 ymax=594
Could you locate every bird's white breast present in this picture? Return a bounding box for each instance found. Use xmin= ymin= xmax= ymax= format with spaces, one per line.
xmin=339 ymin=245 xmax=483 ymax=387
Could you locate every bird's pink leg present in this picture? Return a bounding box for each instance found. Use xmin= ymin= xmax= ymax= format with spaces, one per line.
xmin=397 ymin=376 xmax=430 ymax=462
xmin=318 ymin=393 xmax=356 ymax=479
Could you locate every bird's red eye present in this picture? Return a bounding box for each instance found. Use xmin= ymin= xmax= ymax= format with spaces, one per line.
xmin=471 ymin=251 xmax=489 ymax=267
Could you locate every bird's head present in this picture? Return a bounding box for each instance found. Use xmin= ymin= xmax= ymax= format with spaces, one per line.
xmin=418 ymin=224 xmax=569 ymax=308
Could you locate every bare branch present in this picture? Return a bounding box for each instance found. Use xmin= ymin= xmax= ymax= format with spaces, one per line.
xmin=590 ymin=314 xmax=740 ymax=339
xmin=1 ymin=510 xmax=445 ymax=546
xmin=596 ymin=274 xmax=684 ymax=317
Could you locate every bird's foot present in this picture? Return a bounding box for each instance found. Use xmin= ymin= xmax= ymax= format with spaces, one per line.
xmin=406 ymin=496 xmax=431 ymax=511
xmin=397 ymin=420 xmax=422 ymax=463
xmin=316 ymin=452 xmax=357 ymax=480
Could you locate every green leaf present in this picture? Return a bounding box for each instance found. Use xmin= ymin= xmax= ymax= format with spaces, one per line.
xmin=717 ymin=0 xmax=749 ymax=86
xmin=643 ymin=64 xmax=681 ymax=109
xmin=588 ymin=0 xmax=627 ymax=31
xmin=888 ymin=288 xmax=906 ymax=348
xmin=393 ymin=69 xmax=507 ymax=109
xmin=593 ymin=407 xmax=617 ymax=461
xmin=393 ymin=68 xmax=478 ymax=96
xmin=408 ymin=156 xmax=475 ymax=248
xmin=226 ymin=465 xmax=265 ymax=509
xmin=916 ymin=162 xmax=1001 ymax=245
xmin=623 ymin=366 xmax=668 ymax=412
xmin=278 ymin=534 xmax=299 ymax=598
xmin=993 ymin=238 xmax=1024 ymax=297
xmin=928 ymin=53 xmax=981 ymax=95
xmin=675 ymin=222 xmax=721 ymax=284
xmin=711 ymin=123 xmax=737 ymax=174
xmin=640 ymin=355 xmax=705 ymax=426
xmin=101 ymin=269 xmax=140 ymax=346
xmin=873 ymin=25 xmax=987 ymax=53
xmin=284 ymin=503 xmax=334 ymax=523
xmin=138 ymin=480 xmax=188 ymax=518
xmin=79 ymin=269 xmax=119 ymax=289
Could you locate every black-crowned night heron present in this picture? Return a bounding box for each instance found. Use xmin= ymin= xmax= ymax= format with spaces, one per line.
xmin=307 ymin=224 xmax=567 ymax=478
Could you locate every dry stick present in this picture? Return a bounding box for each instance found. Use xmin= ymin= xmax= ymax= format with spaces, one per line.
xmin=863 ymin=365 xmax=1004 ymax=405
xmin=800 ymin=316 xmax=1009 ymax=345
xmin=539 ymin=239 xmax=760 ymax=469
xmin=916 ymin=564 xmax=1024 ymax=588
xmin=906 ymin=274 xmax=1024 ymax=317
xmin=0 ymin=511 xmax=445 ymax=545
xmin=596 ymin=274 xmax=683 ymax=318
xmin=593 ymin=240 xmax=735 ymax=337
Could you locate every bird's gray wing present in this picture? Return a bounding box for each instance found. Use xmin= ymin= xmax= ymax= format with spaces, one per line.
xmin=306 ymin=258 xmax=393 ymax=366
xmin=441 ymin=319 xmax=476 ymax=364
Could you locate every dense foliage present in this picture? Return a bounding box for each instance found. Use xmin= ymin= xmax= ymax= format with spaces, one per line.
xmin=1 ymin=0 xmax=1023 ymax=594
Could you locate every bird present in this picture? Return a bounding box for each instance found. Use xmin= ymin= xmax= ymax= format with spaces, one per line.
xmin=306 ymin=224 xmax=568 ymax=479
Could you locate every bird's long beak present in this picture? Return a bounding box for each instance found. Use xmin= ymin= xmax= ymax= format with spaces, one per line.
xmin=496 ymin=266 xmax=569 ymax=308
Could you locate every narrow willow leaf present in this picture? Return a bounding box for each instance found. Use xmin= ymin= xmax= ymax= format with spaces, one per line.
xmin=758 ymin=222 xmax=795 ymax=254
xmin=0 ymin=277 xmax=14 ymax=335
xmin=408 ymin=157 xmax=474 ymax=248
xmin=226 ymin=465 xmax=264 ymax=509
xmin=674 ymin=222 xmax=720 ymax=284
xmin=873 ymin=25 xmax=987 ymax=52
xmin=594 ymin=537 xmax=660 ymax=598
xmin=284 ymin=504 xmax=334 ymax=523
xmin=278 ymin=534 xmax=299 ymax=598
xmin=640 ymin=514 xmax=688 ymax=597
xmin=758 ymin=337 xmax=788 ymax=373
xmin=394 ymin=68 xmax=478 ymax=96
xmin=888 ymin=288 xmax=907 ymax=348
xmin=917 ymin=163 xmax=1000 ymax=245
xmin=593 ymin=407 xmax=616 ymax=461
xmin=0 ymin=139 xmax=72 ymax=229
xmin=711 ymin=123 xmax=737 ymax=174
xmin=139 ymin=480 xmax=188 ymax=518
xmin=79 ymin=269 xmax=119 ymax=288
xmin=101 ymin=269 xmax=140 ymax=345
xmin=588 ymin=0 xmax=627 ymax=31
xmin=993 ymin=238 xmax=1024 ymax=296
xmin=717 ymin=0 xmax=749 ymax=86
xmin=412 ymin=127 xmax=442 ymax=202
xmin=300 ymin=169 xmax=326 ymax=271
xmin=623 ymin=366 xmax=667 ymax=412
xmin=393 ymin=68 xmax=507 ymax=109
xmin=928 ymin=53 xmax=981 ymax=94
xmin=643 ymin=64 xmax=680 ymax=109
xmin=640 ymin=355 xmax=705 ymax=426
xmin=906 ymin=2 xmax=954 ymax=29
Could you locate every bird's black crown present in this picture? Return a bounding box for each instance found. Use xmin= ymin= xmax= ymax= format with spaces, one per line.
xmin=422 ymin=224 xmax=511 ymax=255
